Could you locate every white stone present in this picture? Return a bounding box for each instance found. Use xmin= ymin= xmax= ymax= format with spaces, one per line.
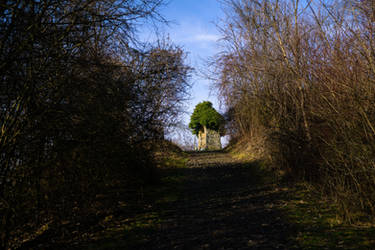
xmin=197 ymin=126 xmax=221 ymax=151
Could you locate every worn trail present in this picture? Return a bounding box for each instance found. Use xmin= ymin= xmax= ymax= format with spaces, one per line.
xmin=137 ymin=151 xmax=298 ymax=249
xmin=73 ymin=151 xmax=375 ymax=249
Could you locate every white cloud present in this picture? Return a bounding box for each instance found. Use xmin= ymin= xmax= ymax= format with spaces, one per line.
xmin=164 ymin=19 xmax=220 ymax=46
xmin=192 ymin=34 xmax=220 ymax=42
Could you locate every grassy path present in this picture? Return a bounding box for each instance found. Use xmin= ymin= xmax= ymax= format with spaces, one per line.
xmin=78 ymin=151 xmax=375 ymax=249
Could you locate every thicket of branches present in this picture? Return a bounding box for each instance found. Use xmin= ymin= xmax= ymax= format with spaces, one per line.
xmin=0 ymin=0 xmax=191 ymax=248
xmin=216 ymin=0 xmax=375 ymax=221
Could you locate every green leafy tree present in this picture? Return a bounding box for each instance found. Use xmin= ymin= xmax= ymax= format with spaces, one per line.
xmin=189 ymin=101 xmax=225 ymax=136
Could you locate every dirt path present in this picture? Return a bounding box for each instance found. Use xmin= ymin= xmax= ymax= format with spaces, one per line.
xmin=79 ymin=151 xmax=375 ymax=250
xmin=143 ymin=151 xmax=298 ymax=249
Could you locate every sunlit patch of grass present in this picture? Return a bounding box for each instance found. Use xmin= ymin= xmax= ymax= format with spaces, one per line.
xmin=162 ymin=155 xmax=188 ymax=168
xmin=232 ymin=151 xmax=251 ymax=160
xmin=282 ymin=185 xmax=375 ymax=249
xmin=156 ymin=151 xmax=189 ymax=169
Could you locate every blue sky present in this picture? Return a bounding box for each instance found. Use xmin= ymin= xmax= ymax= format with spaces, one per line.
xmin=140 ymin=0 xmax=225 ymax=115
xmin=138 ymin=0 xmax=228 ymax=146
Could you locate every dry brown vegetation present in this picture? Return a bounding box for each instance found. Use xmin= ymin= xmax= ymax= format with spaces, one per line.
xmin=0 ymin=1 xmax=191 ymax=248
xmin=215 ymin=0 xmax=375 ymax=222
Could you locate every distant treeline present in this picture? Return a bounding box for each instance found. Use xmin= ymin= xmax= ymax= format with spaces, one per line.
xmin=0 ymin=0 xmax=191 ymax=248
xmin=216 ymin=0 xmax=375 ymax=222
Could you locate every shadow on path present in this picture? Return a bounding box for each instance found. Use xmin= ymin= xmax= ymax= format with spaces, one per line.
xmin=85 ymin=151 xmax=299 ymax=249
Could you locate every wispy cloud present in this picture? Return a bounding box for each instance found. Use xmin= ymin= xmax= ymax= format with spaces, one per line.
xmin=192 ymin=34 xmax=220 ymax=42
xmin=165 ymin=19 xmax=220 ymax=45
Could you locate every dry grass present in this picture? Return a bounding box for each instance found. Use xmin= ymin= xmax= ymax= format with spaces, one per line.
xmin=214 ymin=0 xmax=375 ymax=222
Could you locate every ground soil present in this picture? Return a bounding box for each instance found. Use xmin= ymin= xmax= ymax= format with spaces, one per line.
xmin=54 ymin=151 xmax=375 ymax=249
xmin=144 ymin=151 xmax=299 ymax=249
xmin=74 ymin=151 xmax=301 ymax=249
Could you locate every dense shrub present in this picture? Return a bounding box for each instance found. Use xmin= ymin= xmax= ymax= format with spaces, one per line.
xmin=215 ymin=0 xmax=375 ymax=221
xmin=0 ymin=1 xmax=191 ymax=248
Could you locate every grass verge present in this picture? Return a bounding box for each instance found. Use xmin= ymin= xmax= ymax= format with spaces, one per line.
xmin=282 ymin=183 xmax=375 ymax=249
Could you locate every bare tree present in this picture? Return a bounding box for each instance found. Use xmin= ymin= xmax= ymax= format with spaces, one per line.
xmin=0 ymin=1 xmax=192 ymax=248
xmin=215 ymin=0 xmax=375 ymax=221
